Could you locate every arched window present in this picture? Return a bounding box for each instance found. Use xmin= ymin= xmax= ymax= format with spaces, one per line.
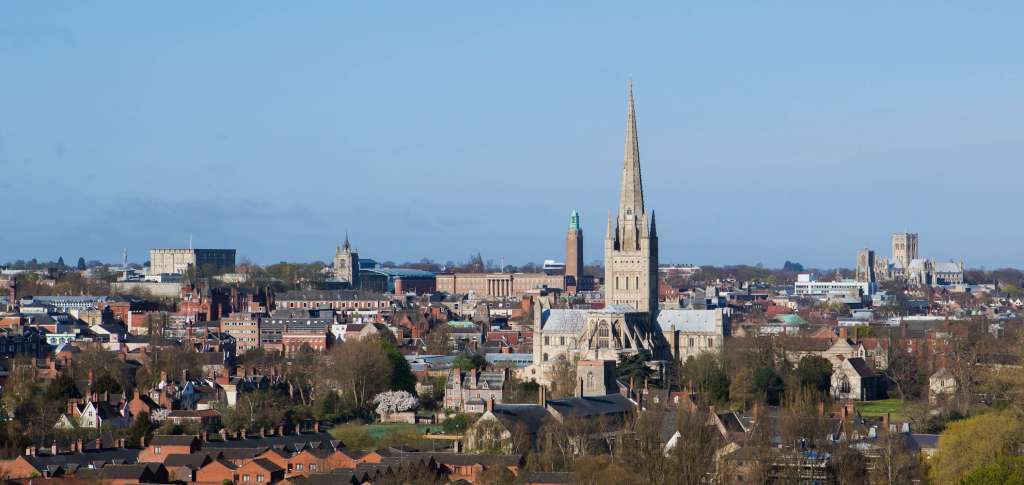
xmin=598 ymin=322 xmax=611 ymax=349
xmin=587 ymin=371 xmax=594 ymax=389
xmin=840 ymin=376 xmax=851 ymax=394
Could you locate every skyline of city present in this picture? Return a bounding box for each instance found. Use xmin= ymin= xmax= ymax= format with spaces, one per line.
xmin=3 ymin=2 xmax=1021 ymax=268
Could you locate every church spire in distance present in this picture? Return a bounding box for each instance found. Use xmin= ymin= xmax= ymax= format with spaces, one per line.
xmin=619 ymin=79 xmax=644 ymax=219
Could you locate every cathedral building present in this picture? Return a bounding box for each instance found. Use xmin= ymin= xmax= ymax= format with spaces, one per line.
xmin=527 ymin=82 xmax=708 ymax=384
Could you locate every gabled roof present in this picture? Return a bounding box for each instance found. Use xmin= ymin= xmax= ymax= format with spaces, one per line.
xmin=545 ymin=394 xmax=635 ymax=418
xmin=845 ymin=357 xmax=875 ymax=378
xmin=150 ymin=435 xmax=201 ymax=447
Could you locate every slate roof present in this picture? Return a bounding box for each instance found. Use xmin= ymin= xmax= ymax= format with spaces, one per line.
xmin=277 ymin=290 xmax=388 ymax=301
xmin=545 ymin=394 xmax=635 ymax=418
xmin=491 ymin=404 xmax=551 ymax=436
xmin=202 ymin=431 xmax=337 ymax=450
xmin=150 ymin=435 xmax=201 ymax=447
xmin=656 ymin=309 xmax=720 ymax=333
xmin=846 ymin=357 xmax=875 ymax=378
xmin=540 ymin=309 xmax=588 ymax=332
xmin=163 ymin=452 xmax=213 ymax=469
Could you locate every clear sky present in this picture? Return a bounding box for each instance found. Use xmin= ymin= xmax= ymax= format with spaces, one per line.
xmin=2 ymin=2 xmax=1021 ymax=269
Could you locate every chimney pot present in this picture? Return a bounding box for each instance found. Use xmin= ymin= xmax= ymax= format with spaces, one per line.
xmin=77 ymin=439 xmax=85 ymax=454
xmin=314 ymin=421 xmax=320 ymax=432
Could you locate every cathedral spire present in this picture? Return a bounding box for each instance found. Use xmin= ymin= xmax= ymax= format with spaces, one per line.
xmin=343 ymin=231 xmax=351 ymax=251
xmin=650 ymin=211 xmax=657 ymax=237
xmin=606 ymin=211 xmax=613 ymax=240
xmin=619 ymin=80 xmax=644 ymax=218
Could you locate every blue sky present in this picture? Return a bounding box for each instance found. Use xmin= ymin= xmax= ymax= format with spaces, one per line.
xmin=1 ymin=2 xmax=1021 ymax=268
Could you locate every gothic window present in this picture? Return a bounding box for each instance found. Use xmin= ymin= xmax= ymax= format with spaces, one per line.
xmin=840 ymin=376 xmax=851 ymax=394
xmin=688 ymin=337 xmax=694 ymax=347
xmin=559 ymin=336 xmax=565 ymax=346
xmin=598 ymin=322 xmax=611 ymax=349
xmin=587 ymin=371 xmax=594 ymax=389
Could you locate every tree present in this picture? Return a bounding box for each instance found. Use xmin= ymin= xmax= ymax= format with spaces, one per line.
xmin=373 ymin=391 xmax=419 ymax=419
xmin=220 ymin=390 xmax=288 ymax=431
xmin=57 ymin=256 xmax=65 ymax=268
xmin=960 ymin=456 xmax=1024 ymax=485
xmin=753 ymin=366 xmax=785 ymax=405
xmin=442 ymin=414 xmax=470 ymax=434
xmin=680 ymin=353 xmax=730 ymax=403
xmin=729 ymin=367 xmax=757 ymax=409
xmin=795 ymin=355 xmax=833 ymax=393
xmin=92 ymin=373 xmax=123 ymax=394
xmin=383 ymin=341 xmax=417 ymax=393
xmin=424 ymin=325 xmax=451 ymax=355
xmin=547 ymin=355 xmax=577 ymax=399
xmin=616 ymin=351 xmax=653 ymax=384
xmin=327 ymin=337 xmax=393 ymax=413
xmin=44 ymin=374 xmax=80 ymax=402
xmin=77 ymin=257 xmax=87 ymax=270
xmin=931 ymin=410 xmax=1024 ymax=484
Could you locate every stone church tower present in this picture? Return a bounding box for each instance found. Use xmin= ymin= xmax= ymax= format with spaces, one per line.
xmin=565 ymin=210 xmax=584 ymax=293
xmin=604 ymin=81 xmax=658 ymax=317
xmin=333 ymin=234 xmax=360 ymax=288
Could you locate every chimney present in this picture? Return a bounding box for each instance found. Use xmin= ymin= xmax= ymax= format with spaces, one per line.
xmin=841 ymin=405 xmax=849 ymax=420
xmin=883 ymin=412 xmax=890 ymax=431
xmin=278 ymin=425 xmax=284 ymax=437
xmin=220 ymin=428 xmax=228 ymax=441
xmin=77 ymin=439 xmax=85 ymax=454
xmin=753 ymin=403 xmax=761 ymax=422
xmin=25 ymin=446 xmax=35 ymax=456
xmin=485 ymin=396 xmax=495 ymax=412
xmin=817 ymin=401 xmax=825 ymax=417
xmin=87 ymin=369 xmax=94 ymax=386
xmin=68 ymin=399 xmax=77 ymax=415
xmin=241 ymin=428 xmax=247 ymax=440
xmin=51 ymin=441 xmax=58 ymax=456
xmin=95 ymin=438 xmax=102 ymax=450
xmin=139 ymin=436 xmax=146 ymax=448
xmin=314 ymin=421 xmax=320 ymax=433
xmin=103 ymin=391 xmax=109 ymax=402
xmin=839 ymin=327 xmax=848 ymax=340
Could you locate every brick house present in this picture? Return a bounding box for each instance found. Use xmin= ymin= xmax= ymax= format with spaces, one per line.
xmin=138 ymin=435 xmax=202 ymax=463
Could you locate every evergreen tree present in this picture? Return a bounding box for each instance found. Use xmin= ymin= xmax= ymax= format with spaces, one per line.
xmin=57 ymin=256 xmax=65 ymax=267
xmin=77 ymin=257 xmax=87 ymax=270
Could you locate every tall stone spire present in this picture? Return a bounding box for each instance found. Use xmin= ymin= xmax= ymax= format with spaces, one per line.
xmin=619 ymin=80 xmax=644 ymax=219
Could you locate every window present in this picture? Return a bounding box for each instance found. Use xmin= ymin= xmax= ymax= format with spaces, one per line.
xmin=309 ymin=464 xmax=317 ymax=472
xmin=688 ymin=337 xmax=694 ymax=347
xmin=257 ymin=475 xmax=265 ymax=482
xmin=598 ymin=323 xmax=611 ymax=349
xmin=587 ymin=371 xmax=594 ymax=388
xmin=559 ymin=336 xmax=565 ymax=346
xmin=296 ymin=464 xmax=303 ymax=471
xmin=544 ymin=336 xmax=549 ymax=345
xmin=243 ymin=475 xmax=251 ymax=482
xmin=154 ymin=447 xmax=161 ymax=455
xmin=543 ymin=353 xmax=549 ymax=362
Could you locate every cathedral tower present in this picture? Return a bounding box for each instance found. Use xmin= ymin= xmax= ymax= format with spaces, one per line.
xmin=566 ymin=210 xmax=584 ymax=293
xmin=604 ymin=81 xmax=658 ymax=316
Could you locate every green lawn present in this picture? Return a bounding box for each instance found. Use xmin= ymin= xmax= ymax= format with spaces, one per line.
xmin=362 ymin=423 xmax=435 ymax=438
xmin=329 ymin=423 xmax=438 ymax=451
xmin=856 ymin=399 xmax=906 ymax=420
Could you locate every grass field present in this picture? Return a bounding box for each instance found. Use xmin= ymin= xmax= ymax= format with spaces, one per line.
xmin=856 ymin=399 xmax=906 ymax=420
xmin=362 ymin=423 xmax=435 ymax=438
xmin=329 ymin=422 xmax=438 ymax=451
